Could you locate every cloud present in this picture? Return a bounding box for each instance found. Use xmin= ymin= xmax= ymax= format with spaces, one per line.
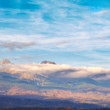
xmin=0 ymin=0 xmax=110 ymax=67
xmin=0 ymin=1 xmax=110 ymax=53
xmin=94 ymin=10 xmax=109 ymax=16
xmin=0 ymin=63 xmax=110 ymax=80
xmin=0 ymin=41 xmax=35 ymax=51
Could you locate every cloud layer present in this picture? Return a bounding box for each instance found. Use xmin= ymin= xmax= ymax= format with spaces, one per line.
xmin=0 ymin=63 xmax=110 ymax=80
xmin=0 ymin=0 xmax=110 ymax=67
xmin=0 ymin=41 xmax=35 ymax=51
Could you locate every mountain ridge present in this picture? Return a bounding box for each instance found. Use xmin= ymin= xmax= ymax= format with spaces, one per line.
xmin=0 ymin=59 xmax=110 ymax=108
xmin=0 ymin=95 xmax=102 ymax=109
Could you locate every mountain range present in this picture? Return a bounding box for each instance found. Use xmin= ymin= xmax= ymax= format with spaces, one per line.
xmin=0 ymin=59 xmax=110 ymax=108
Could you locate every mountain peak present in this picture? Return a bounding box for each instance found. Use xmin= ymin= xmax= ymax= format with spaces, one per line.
xmin=0 ymin=59 xmax=12 ymax=64
xmin=41 ymin=61 xmax=56 ymax=64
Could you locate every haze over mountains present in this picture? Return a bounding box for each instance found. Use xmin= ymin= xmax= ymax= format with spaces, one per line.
xmin=0 ymin=59 xmax=110 ymax=108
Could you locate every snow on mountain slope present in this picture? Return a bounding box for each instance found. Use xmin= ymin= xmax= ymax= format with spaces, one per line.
xmin=0 ymin=60 xmax=110 ymax=107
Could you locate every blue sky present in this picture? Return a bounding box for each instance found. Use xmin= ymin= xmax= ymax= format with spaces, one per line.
xmin=0 ymin=0 xmax=110 ymax=67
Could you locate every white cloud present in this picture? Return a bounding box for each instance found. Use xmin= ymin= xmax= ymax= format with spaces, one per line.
xmin=0 ymin=2 xmax=110 ymax=53
xmin=0 ymin=0 xmax=110 ymax=67
xmin=94 ymin=10 xmax=109 ymax=16
xmin=0 ymin=63 xmax=110 ymax=80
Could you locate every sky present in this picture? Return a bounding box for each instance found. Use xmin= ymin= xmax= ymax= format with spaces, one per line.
xmin=0 ymin=0 xmax=110 ymax=67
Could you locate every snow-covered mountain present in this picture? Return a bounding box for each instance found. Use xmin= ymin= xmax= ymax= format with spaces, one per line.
xmin=0 ymin=60 xmax=110 ymax=108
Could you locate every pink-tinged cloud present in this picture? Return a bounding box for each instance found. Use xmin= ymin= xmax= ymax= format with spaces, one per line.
xmin=0 ymin=63 xmax=110 ymax=80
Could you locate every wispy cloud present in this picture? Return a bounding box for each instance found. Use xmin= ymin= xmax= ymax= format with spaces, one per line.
xmin=94 ymin=10 xmax=109 ymax=16
xmin=0 ymin=0 xmax=110 ymax=66
xmin=0 ymin=41 xmax=35 ymax=51
xmin=0 ymin=1 xmax=110 ymax=52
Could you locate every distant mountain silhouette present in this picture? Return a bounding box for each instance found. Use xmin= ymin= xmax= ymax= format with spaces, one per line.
xmin=0 ymin=95 xmax=102 ymax=109
xmin=0 ymin=62 xmax=110 ymax=108
xmin=41 ymin=61 xmax=56 ymax=64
